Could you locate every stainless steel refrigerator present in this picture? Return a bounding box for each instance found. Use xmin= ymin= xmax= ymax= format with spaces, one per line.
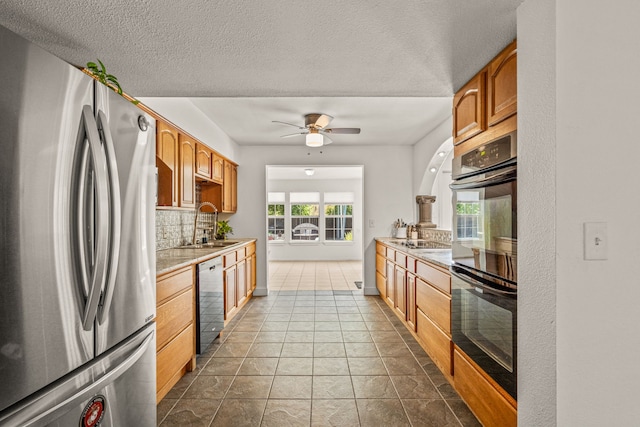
xmin=0 ymin=25 xmax=156 ymax=427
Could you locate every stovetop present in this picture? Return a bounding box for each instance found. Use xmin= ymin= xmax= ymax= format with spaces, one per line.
xmin=401 ymin=240 xmax=451 ymax=250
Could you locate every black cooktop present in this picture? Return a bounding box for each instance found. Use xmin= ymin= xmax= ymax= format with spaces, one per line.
xmin=401 ymin=240 xmax=451 ymax=249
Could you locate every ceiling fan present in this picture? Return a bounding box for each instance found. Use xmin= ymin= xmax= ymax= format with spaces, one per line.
xmin=272 ymin=113 xmax=361 ymax=147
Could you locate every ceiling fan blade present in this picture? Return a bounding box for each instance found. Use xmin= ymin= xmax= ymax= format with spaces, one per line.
xmin=314 ymin=114 xmax=333 ymax=129
xmin=323 ymin=127 xmax=361 ymax=134
xmin=318 ymin=133 xmax=334 ymax=145
xmin=280 ymin=131 xmax=307 ymax=138
xmin=272 ymin=120 xmax=305 ymax=129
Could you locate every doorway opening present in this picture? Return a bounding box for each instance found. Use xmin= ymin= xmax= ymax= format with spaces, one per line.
xmin=265 ymin=165 xmax=364 ymax=292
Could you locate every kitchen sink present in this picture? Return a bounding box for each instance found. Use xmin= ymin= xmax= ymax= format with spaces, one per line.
xmin=177 ymin=241 xmax=239 ymax=249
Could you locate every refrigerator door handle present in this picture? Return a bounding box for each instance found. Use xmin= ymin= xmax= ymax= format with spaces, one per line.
xmin=96 ymin=110 xmax=122 ymax=324
xmin=79 ymin=105 xmax=111 ymax=331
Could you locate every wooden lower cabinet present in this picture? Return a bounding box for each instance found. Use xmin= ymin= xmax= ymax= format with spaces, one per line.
xmin=417 ymin=308 xmax=453 ymax=378
xmin=385 ymin=260 xmax=395 ymax=307
xmin=237 ymin=259 xmax=247 ymax=307
xmin=224 ymin=265 xmax=237 ymax=319
xmin=394 ymin=265 xmax=407 ymax=319
xmin=156 ymin=324 xmax=194 ymax=403
xmin=156 ymin=265 xmax=196 ymax=403
xmin=376 ymin=271 xmax=386 ymax=300
xmin=416 ymin=278 xmax=451 ymax=335
xmin=406 ymin=273 xmax=416 ymax=331
xmin=223 ymin=241 xmax=256 ymax=323
xmin=454 ymin=347 xmax=517 ymax=427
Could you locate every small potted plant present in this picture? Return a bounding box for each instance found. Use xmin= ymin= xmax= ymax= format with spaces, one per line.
xmin=216 ymin=220 xmax=233 ymax=240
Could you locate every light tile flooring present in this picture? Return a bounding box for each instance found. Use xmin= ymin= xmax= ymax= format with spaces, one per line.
xmin=268 ymin=261 xmax=362 ymax=291
xmin=157 ymin=262 xmax=480 ymax=427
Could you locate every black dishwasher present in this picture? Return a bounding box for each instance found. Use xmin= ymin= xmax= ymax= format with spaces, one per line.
xmin=196 ymin=257 xmax=224 ymax=354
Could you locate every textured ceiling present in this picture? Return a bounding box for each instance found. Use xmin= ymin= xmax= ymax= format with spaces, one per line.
xmin=0 ymin=0 xmax=521 ymax=146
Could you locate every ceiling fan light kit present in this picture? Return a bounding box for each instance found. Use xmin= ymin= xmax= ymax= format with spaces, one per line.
xmin=274 ymin=113 xmax=361 ymax=147
xmin=306 ymin=131 xmax=323 ymax=147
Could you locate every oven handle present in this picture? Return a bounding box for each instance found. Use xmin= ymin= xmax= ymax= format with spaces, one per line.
xmin=450 ymin=166 xmax=516 ymax=190
xmin=451 ymin=267 xmax=517 ymax=297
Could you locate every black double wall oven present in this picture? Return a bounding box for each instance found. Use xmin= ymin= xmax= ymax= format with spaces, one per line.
xmin=450 ymin=131 xmax=518 ymax=400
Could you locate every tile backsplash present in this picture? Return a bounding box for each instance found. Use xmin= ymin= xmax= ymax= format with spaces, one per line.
xmin=156 ymin=209 xmax=217 ymax=250
xmin=418 ymin=228 xmax=452 ymax=243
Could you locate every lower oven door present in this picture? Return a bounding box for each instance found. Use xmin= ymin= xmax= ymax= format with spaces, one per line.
xmin=451 ymin=264 xmax=517 ymax=400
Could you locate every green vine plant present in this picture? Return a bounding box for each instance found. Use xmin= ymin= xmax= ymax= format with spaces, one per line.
xmin=86 ymin=59 xmax=139 ymax=105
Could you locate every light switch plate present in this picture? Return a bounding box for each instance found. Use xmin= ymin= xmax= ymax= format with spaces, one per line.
xmin=584 ymin=222 xmax=607 ymax=260
xmin=369 ymin=219 xmax=375 ymax=228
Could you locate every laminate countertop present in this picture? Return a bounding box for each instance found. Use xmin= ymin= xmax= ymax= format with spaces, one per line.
xmin=156 ymin=238 xmax=257 ymax=276
xmin=376 ymin=237 xmax=452 ymax=269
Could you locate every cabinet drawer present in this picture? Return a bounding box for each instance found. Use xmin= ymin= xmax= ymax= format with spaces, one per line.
xmin=406 ymin=256 xmax=416 ymax=274
xmin=376 ymin=254 xmax=386 ymax=275
xmin=416 ymin=279 xmax=451 ymax=335
xmin=156 ymin=266 xmax=193 ymax=305
xmin=157 ymin=289 xmax=193 ymax=351
xmin=236 ymin=248 xmax=246 ymax=262
xmin=246 ymin=242 xmax=256 ymax=256
xmin=454 ymin=347 xmax=517 ymax=427
xmin=157 ymin=323 xmax=194 ymax=393
xmin=224 ymin=251 xmax=237 ymax=267
xmin=376 ymin=243 xmax=386 ymax=256
xmin=395 ymin=252 xmax=407 ymax=268
xmin=386 ymin=248 xmax=395 ymax=262
xmin=417 ymin=308 xmax=452 ymax=376
xmin=416 ymin=261 xmax=451 ymax=294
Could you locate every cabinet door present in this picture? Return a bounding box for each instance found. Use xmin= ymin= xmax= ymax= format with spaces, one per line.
xmin=179 ymin=134 xmax=196 ymax=208
xmin=220 ymin=161 xmax=238 ymax=213
xmin=453 ymin=71 xmax=486 ymax=145
xmin=488 ymin=40 xmax=517 ymax=126
xmin=231 ymin=164 xmax=237 ymax=212
xmin=376 ymin=271 xmax=386 ymax=299
xmin=237 ymin=259 xmax=247 ymax=307
xmin=195 ymin=143 xmax=212 ymax=180
xmin=212 ymin=153 xmax=224 ymax=183
xmin=156 ymin=121 xmax=179 ymax=207
xmin=224 ymin=265 xmax=237 ymax=319
xmin=385 ymin=260 xmax=395 ymax=307
xmin=406 ymin=273 xmax=416 ymax=331
xmin=247 ymin=254 xmax=256 ymax=292
xmin=395 ymin=266 xmax=407 ymax=319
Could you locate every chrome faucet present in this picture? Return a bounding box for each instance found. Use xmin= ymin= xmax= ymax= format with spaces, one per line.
xmin=192 ymin=202 xmax=218 ymax=245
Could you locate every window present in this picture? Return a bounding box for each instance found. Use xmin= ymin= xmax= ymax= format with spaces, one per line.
xmin=290 ymin=192 xmax=319 ymax=241
xmin=324 ymin=192 xmax=354 ymax=241
xmin=456 ymin=201 xmax=481 ymax=239
xmin=268 ymin=192 xmax=285 ymax=241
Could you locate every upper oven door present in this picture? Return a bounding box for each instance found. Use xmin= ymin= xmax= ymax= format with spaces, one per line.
xmin=450 ymin=161 xmax=517 ymax=284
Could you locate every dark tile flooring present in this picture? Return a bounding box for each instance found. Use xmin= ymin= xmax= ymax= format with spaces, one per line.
xmin=157 ymin=291 xmax=480 ymax=426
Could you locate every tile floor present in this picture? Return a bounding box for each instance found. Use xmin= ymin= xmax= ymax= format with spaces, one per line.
xmin=157 ymin=287 xmax=481 ymax=426
xmin=268 ymin=261 xmax=362 ymax=291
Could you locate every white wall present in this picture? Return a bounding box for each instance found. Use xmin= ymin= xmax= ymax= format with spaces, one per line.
xmin=412 ymin=116 xmax=453 ymax=228
xmin=517 ymin=1 xmax=557 ymax=425
xmin=519 ymin=0 xmax=640 ymax=425
xmin=137 ymin=97 xmax=239 ymax=162
xmin=430 ymin=149 xmax=453 ymax=230
xmin=267 ymin=177 xmax=363 ymax=261
xmin=233 ymin=144 xmax=414 ymax=296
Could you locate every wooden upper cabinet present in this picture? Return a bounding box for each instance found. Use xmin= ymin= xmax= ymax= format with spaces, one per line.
xmin=179 ymin=134 xmax=196 ymax=208
xmin=488 ymin=40 xmax=517 ymax=126
xmin=195 ymin=143 xmax=212 ymax=180
xmin=453 ymin=71 xmax=486 ymax=145
xmin=222 ymin=160 xmax=237 ymax=213
xmin=211 ymin=153 xmax=224 ymax=183
xmin=156 ymin=121 xmax=179 ymax=207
